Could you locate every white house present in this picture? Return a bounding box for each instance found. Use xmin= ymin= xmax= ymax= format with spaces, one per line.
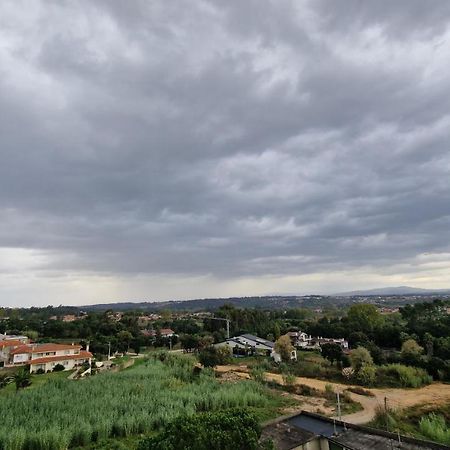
xmin=216 ymin=334 xmax=297 ymax=362
xmin=9 ymin=343 xmax=92 ymax=373
xmin=288 ymin=331 xmax=349 ymax=350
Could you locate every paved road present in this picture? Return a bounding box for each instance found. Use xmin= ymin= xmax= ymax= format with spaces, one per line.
xmin=215 ymin=365 xmax=450 ymax=424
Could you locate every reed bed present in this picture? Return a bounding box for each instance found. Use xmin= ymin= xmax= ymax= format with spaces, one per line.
xmin=0 ymin=355 xmax=269 ymax=450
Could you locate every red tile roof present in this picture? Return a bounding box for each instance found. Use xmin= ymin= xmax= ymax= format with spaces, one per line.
xmin=10 ymin=343 xmax=82 ymax=355
xmin=29 ymin=350 xmax=93 ymax=365
xmin=0 ymin=340 xmax=26 ymax=348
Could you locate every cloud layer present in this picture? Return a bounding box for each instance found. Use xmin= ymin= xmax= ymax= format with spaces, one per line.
xmin=1 ymin=0 xmax=450 ymax=306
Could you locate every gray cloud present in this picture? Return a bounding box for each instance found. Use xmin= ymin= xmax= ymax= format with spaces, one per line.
xmin=1 ymin=0 xmax=450 ymax=305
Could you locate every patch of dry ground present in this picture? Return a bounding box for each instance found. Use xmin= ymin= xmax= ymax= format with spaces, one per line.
xmin=216 ymin=364 xmax=450 ymax=424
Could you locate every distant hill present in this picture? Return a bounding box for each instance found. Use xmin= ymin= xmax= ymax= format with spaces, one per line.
xmin=79 ymin=289 xmax=450 ymax=312
xmin=81 ymin=295 xmax=343 ymax=312
xmin=336 ymin=286 xmax=450 ymax=297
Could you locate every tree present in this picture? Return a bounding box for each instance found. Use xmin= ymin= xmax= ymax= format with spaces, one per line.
xmin=13 ymin=368 xmax=31 ymax=392
xmin=117 ymin=330 xmax=133 ymax=352
xmin=273 ymin=323 xmax=281 ymax=340
xmin=347 ymin=304 xmax=382 ymax=335
xmin=274 ymin=335 xmax=294 ymax=363
xmin=401 ymin=339 xmax=423 ymax=357
xmin=401 ymin=338 xmax=423 ymax=365
xmin=215 ymin=345 xmax=232 ymax=365
xmin=350 ymin=346 xmax=373 ymax=372
xmin=180 ymin=334 xmax=200 ymax=352
xmin=321 ymin=343 xmax=343 ymax=365
xmin=198 ymin=346 xmax=226 ymax=368
xmin=138 ymin=409 xmax=261 ymax=450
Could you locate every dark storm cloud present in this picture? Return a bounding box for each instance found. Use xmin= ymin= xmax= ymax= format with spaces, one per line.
xmin=1 ymin=0 xmax=450 ymax=286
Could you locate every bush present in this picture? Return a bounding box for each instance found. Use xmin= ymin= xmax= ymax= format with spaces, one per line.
xmin=376 ymin=364 xmax=432 ymax=388
xmin=138 ymin=409 xmax=261 ymax=450
xmin=35 ymin=368 xmax=45 ymax=375
xmin=282 ymin=373 xmax=296 ymax=391
xmin=250 ymin=367 xmax=266 ymax=384
xmin=198 ymin=345 xmax=232 ymax=368
xmin=53 ymin=364 xmax=65 ymax=372
xmin=324 ymin=383 xmax=334 ymax=400
xmin=355 ymin=364 xmax=376 ymax=387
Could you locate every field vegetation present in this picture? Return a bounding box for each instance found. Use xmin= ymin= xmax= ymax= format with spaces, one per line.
xmin=0 ymin=354 xmax=274 ymax=450
xmin=370 ymin=403 xmax=450 ymax=445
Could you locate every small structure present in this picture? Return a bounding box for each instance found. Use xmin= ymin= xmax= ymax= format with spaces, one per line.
xmin=261 ymin=411 xmax=447 ymax=450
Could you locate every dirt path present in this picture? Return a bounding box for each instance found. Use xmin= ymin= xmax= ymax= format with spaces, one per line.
xmin=216 ymin=365 xmax=450 ymax=424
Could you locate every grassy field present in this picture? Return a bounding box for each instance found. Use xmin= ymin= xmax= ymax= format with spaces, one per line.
xmin=0 ymin=370 xmax=73 ymax=397
xmin=0 ymin=354 xmax=293 ymax=450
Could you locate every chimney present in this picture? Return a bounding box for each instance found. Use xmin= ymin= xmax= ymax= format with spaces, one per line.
xmin=86 ymin=342 xmax=90 ymax=352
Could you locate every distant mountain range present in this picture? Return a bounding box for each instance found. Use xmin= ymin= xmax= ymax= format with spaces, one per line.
xmin=335 ymin=286 xmax=450 ymax=297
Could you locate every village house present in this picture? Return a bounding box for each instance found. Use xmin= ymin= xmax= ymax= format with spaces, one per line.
xmin=0 ymin=334 xmax=30 ymax=367
xmin=7 ymin=343 xmax=92 ymax=373
xmin=144 ymin=328 xmax=176 ymax=338
xmin=288 ymin=331 xmax=349 ymax=350
xmin=216 ymin=334 xmax=297 ymax=362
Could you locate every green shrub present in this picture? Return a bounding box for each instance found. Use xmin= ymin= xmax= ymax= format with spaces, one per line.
xmin=376 ymin=364 xmax=432 ymax=388
xmin=355 ymin=365 xmax=376 ymax=387
xmin=250 ymin=367 xmax=266 ymax=384
xmin=138 ymin=409 xmax=261 ymax=450
xmin=52 ymin=364 xmax=65 ymax=372
xmin=419 ymin=414 xmax=450 ymax=445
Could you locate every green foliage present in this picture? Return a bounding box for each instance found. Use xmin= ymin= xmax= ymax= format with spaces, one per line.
xmin=13 ymin=369 xmax=31 ymax=392
xmin=324 ymin=383 xmax=334 ymax=400
xmin=419 ymin=413 xmax=450 ymax=445
xmin=321 ymin=343 xmax=343 ymax=365
xmin=138 ymin=409 xmax=261 ymax=450
xmin=52 ymin=364 xmax=65 ymax=372
xmin=355 ymin=364 xmax=376 ymax=387
xmin=274 ymin=335 xmax=294 ymax=363
xmin=347 ymin=304 xmax=382 ymax=334
xmin=376 ymin=364 xmax=432 ymax=388
xmin=0 ymin=374 xmax=12 ymax=389
xmin=281 ymin=372 xmax=296 ymax=391
xmin=250 ymin=367 xmax=266 ymax=384
xmin=350 ymin=346 xmax=373 ymax=372
xmin=198 ymin=345 xmax=231 ymax=368
xmin=0 ymin=355 xmax=269 ymax=450
xmin=401 ymin=339 xmax=423 ymax=361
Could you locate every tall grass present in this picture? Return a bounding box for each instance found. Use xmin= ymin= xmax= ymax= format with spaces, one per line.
xmin=0 ymin=355 xmax=269 ymax=450
xmin=419 ymin=414 xmax=450 ymax=445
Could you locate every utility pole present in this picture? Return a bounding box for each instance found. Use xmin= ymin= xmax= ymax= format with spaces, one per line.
xmin=108 ymin=342 xmax=111 ymax=361
xmin=384 ymin=397 xmax=389 ymax=433
xmin=337 ymin=392 xmax=342 ymax=421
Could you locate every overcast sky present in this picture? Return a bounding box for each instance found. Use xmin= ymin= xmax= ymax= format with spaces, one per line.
xmin=1 ymin=1 xmax=450 ymax=307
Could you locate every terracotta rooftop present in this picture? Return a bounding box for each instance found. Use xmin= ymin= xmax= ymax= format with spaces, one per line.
xmin=0 ymin=340 xmax=26 ymax=348
xmin=30 ymin=350 xmax=92 ymax=365
xmin=11 ymin=343 xmax=82 ymax=355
